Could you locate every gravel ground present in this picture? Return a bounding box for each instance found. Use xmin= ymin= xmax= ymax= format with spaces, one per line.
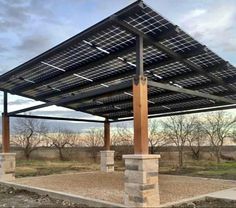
xmin=14 ymin=172 xmax=236 ymax=204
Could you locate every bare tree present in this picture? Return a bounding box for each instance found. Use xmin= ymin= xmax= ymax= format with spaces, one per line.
xmin=112 ymin=124 xmax=133 ymax=146
xmin=202 ymin=111 xmax=236 ymax=163
xmin=84 ymin=128 xmax=103 ymax=161
xmin=187 ymin=119 xmax=205 ymax=160
xmin=48 ymin=128 xmax=78 ymax=160
xmin=162 ymin=115 xmax=196 ymax=168
xmin=12 ymin=117 xmax=48 ymax=160
xmin=148 ymin=119 xmax=169 ymax=154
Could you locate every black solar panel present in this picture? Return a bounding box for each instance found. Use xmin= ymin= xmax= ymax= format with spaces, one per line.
xmin=0 ymin=0 xmax=236 ymax=120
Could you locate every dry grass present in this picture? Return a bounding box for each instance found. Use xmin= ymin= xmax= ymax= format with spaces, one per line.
xmin=16 ymin=160 xmax=100 ymax=177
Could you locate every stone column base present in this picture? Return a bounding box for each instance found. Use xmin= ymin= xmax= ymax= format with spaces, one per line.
xmin=123 ymin=154 xmax=161 ymax=207
xmin=100 ymin=150 xmax=114 ymax=172
xmin=0 ymin=153 xmax=16 ymax=181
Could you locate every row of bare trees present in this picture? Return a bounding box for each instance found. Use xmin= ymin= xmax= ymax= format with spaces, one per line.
xmin=155 ymin=112 xmax=236 ymax=168
xmin=11 ymin=111 xmax=236 ymax=165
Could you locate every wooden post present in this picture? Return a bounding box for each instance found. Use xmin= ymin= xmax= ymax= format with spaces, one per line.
xmin=2 ymin=91 xmax=10 ymax=153
xmin=132 ymin=35 xmax=148 ymax=154
xmin=104 ymin=118 xmax=110 ymax=150
xmin=133 ymin=76 xmax=148 ymax=154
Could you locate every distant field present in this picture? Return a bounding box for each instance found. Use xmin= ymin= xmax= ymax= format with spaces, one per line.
xmin=16 ymin=159 xmax=236 ymax=180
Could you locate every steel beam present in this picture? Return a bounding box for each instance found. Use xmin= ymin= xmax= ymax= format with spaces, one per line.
xmin=9 ymin=114 xmax=104 ymax=123
xmin=11 ymin=43 xmax=135 ymax=94
xmin=78 ymin=64 xmax=231 ymax=112
xmin=43 ymin=44 xmax=205 ymax=102
xmin=136 ymin=35 xmax=144 ymax=76
xmin=148 ymin=80 xmax=236 ymax=104
xmin=113 ymin=18 xmax=236 ymax=94
xmin=8 ymin=80 xmax=132 ymax=115
xmin=8 ymin=103 xmax=50 ymax=116
xmin=111 ymin=104 xmax=236 ymax=123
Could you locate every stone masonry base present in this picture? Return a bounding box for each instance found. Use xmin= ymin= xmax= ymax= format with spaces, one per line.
xmin=0 ymin=153 xmax=16 ymax=181
xmin=123 ymin=154 xmax=160 ymax=207
xmin=100 ymin=150 xmax=114 ymax=172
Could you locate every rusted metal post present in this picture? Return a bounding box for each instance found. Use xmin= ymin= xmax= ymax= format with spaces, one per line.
xmin=2 ymin=91 xmax=10 ymax=153
xmin=104 ymin=118 xmax=110 ymax=150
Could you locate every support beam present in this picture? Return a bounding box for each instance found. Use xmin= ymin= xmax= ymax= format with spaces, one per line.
xmin=37 ymin=45 xmax=205 ymax=100
xmin=104 ymin=118 xmax=111 ymax=150
xmin=148 ymin=80 xmax=236 ymax=104
xmin=133 ymin=76 xmax=148 ymax=154
xmin=76 ymin=62 xmax=228 ymax=112
xmin=8 ymin=103 xmax=50 ymax=116
xmin=133 ymin=34 xmax=148 ymax=154
xmin=113 ymin=17 xmax=236 ymax=94
xmin=8 ymin=80 xmax=132 ymax=116
xmin=2 ymin=92 xmax=10 ymax=153
xmin=9 ymin=114 xmax=104 ymax=123
xmin=111 ymin=104 xmax=236 ymax=123
xmin=136 ymin=35 xmax=144 ymax=76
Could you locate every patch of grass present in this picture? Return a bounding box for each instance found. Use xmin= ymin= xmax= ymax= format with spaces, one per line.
xmin=161 ymin=161 xmax=236 ymax=180
xmin=16 ymin=160 xmax=100 ymax=178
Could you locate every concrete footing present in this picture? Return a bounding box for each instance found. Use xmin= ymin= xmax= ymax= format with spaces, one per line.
xmin=100 ymin=150 xmax=114 ymax=172
xmin=123 ymin=154 xmax=160 ymax=207
xmin=0 ymin=153 xmax=16 ymax=181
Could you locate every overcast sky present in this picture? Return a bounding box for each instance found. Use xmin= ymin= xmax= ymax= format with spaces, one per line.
xmin=0 ymin=0 xmax=235 ymax=131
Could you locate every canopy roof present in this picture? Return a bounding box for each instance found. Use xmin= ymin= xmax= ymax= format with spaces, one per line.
xmin=1 ymin=0 xmax=236 ymax=120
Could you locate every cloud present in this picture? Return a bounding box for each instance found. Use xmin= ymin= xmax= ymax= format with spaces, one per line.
xmin=179 ymin=2 xmax=236 ymax=53
xmin=16 ymin=34 xmax=52 ymax=53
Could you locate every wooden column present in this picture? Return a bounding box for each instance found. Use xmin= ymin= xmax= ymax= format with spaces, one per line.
xmin=104 ymin=118 xmax=110 ymax=150
xmin=133 ymin=76 xmax=148 ymax=154
xmin=133 ymin=35 xmax=148 ymax=154
xmin=2 ymin=91 xmax=10 ymax=153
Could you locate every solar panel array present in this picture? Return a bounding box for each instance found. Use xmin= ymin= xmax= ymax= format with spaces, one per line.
xmin=0 ymin=0 xmax=236 ymax=120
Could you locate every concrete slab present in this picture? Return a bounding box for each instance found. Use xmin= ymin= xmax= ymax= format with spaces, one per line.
xmin=207 ymin=187 xmax=236 ymax=200
xmin=11 ymin=173 xmax=236 ymax=205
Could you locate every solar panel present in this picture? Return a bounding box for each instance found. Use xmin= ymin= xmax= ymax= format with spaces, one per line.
xmin=0 ymin=0 xmax=235 ymax=120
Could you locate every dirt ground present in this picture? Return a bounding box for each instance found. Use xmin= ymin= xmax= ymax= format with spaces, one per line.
xmin=14 ymin=172 xmax=236 ymax=204
xmin=0 ymin=184 xmax=87 ymax=208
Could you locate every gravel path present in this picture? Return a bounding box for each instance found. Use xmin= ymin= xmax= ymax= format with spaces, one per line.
xmin=14 ymin=172 xmax=236 ymax=204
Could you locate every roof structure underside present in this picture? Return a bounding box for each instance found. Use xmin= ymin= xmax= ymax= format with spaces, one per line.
xmin=0 ymin=0 xmax=236 ymax=120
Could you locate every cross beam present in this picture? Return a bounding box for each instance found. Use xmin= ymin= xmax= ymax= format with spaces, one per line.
xmin=36 ymin=45 xmax=205 ymax=100
xmin=9 ymin=114 xmax=104 ymax=123
xmin=112 ymin=17 xmax=236 ymax=94
xmin=77 ymin=63 xmax=229 ymax=111
xmin=8 ymin=80 xmax=132 ymax=116
xmin=110 ymin=104 xmax=236 ymax=123
xmin=148 ymin=81 xmax=236 ymax=104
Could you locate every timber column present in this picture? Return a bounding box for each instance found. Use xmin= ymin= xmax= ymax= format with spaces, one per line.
xmin=100 ymin=118 xmax=114 ymax=172
xmin=0 ymin=91 xmax=16 ymax=181
xmin=123 ymin=36 xmax=160 ymax=207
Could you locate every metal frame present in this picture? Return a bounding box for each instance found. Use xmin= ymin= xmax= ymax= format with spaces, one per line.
xmin=10 ymin=114 xmax=104 ymax=123
xmin=1 ymin=0 xmax=236 ymax=154
xmin=1 ymin=0 xmax=235 ymax=120
xmin=8 ymin=80 xmax=132 ymax=116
